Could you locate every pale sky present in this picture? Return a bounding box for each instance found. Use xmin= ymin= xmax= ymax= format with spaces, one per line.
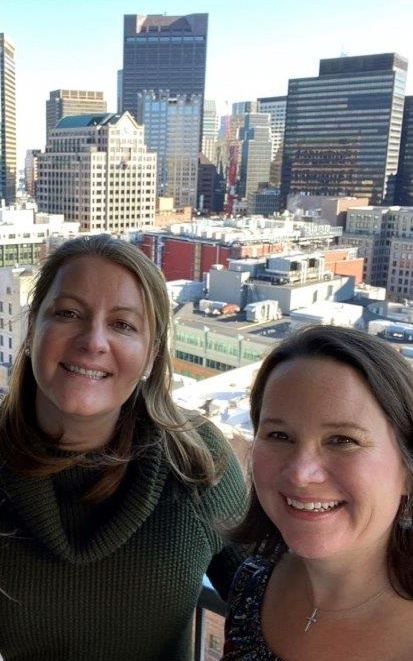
xmin=3 ymin=0 xmax=413 ymax=167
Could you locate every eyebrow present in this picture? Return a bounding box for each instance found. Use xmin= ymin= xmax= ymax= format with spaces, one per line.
xmin=259 ymin=417 xmax=369 ymax=434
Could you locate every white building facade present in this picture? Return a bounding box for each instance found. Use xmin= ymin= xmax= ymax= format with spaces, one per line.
xmin=37 ymin=112 xmax=157 ymax=233
xmin=0 ymin=266 xmax=36 ymax=385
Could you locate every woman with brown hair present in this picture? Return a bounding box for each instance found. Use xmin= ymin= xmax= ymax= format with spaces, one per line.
xmin=0 ymin=234 xmax=246 ymax=660
xmin=223 ymin=324 xmax=413 ymax=660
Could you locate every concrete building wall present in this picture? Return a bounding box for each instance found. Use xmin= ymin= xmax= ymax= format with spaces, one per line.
xmin=246 ymin=276 xmax=354 ymax=314
xmin=289 ymin=301 xmax=364 ymax=328
xmin=0 ymin=266 xmax=36 ymax=385
xmin=208 ymin=268 xmax=250 ymax=306
xmin=37 ymin=112 xmax=156 ymax=233
xmin=388 ymin=236 xmax=413 ymax=298
xmin=287 ymin=194 xmax=370 ymax=227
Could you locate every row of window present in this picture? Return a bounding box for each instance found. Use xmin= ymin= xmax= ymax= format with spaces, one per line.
xmin=0 ymin=352 xmax=13 ymax=366
xmin=174 ymin=336 xmax=266 ymax=364
xmin=0 ymin=336 xmax=12 ymax=349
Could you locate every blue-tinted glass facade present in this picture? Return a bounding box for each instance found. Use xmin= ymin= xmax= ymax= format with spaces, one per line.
xmin=281 ymin=53 xmax=407 ymax=206
xmin=121 ymin=14 xmax=207 ymax=120
xmin=396 ymin=96 xmax=413 ymax=205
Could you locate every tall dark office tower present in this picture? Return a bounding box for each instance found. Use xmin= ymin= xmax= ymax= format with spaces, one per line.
xmin=281 ymin=53 xmax=408 ymax=207
xmin=395 ymin=96 xmax=413 ymax=205
xmin=0 ymin=34 xmax=16 ymax=204
xmin=121 ymin=14 xmax=208 ymax=120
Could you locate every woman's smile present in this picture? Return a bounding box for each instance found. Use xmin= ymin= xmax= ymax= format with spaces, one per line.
xmin=30 ymin=255 xmax=154 ymax=446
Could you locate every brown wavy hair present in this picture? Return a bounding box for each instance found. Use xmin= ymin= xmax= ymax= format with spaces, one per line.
xmin=0 ymin=234 xmax=224 ymax=501
xmin=230 ymin=324 xmax=413 ymax=597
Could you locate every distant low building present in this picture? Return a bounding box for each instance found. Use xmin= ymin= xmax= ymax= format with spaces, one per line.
xmin=289 ymin=301 xmax=364 ymax=329
xmin=343 ymin=205 xmax=413 ymax=298
xmin=287 ymin=194 xmax=370 ymax=227
xmin=208 ymin=252 xmax=356 ymax=313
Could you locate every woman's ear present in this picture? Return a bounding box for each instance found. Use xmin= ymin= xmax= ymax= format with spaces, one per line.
xmin=144 ymin=339 xmax=160 ymax=380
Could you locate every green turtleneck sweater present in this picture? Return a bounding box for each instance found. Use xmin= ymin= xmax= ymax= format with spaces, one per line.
xmin=0 ymin=421 xmax=246 ymax=660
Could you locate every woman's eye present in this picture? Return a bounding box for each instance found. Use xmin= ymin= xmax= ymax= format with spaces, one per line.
xmin=113 ymin=321 xmax=135 ymax=332
xmin=55 ymin=309 xmax=78 ymax=320
xmin=329 ymin=435 xmax=358 ymax=447
xmin=267 ymin=431 xmax=291 ymax=442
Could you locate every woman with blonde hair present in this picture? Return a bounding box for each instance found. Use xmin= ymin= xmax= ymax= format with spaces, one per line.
xmin=0 ymin=234 xmax=245 ymax=661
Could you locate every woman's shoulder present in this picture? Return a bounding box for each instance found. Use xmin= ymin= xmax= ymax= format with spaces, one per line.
xmin=195 ymin=415 xmax=231 ymax=452
xmin=223 ymin=556 xmax=281 ymax=660
xmin=230 ymin=555 xmax=275 ymax=602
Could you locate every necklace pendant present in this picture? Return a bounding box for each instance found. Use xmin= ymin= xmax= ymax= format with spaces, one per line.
xmin=304 ymin=608 xmax=319 ymax=632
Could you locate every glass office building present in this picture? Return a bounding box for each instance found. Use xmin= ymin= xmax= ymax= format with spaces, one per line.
xmin=281 ymin=53 xmax=408 ymax=206
xmin=396 ymin=96 xmax=413 ymax=206
xmin=121 ymin=14 xmax=208 ymax=120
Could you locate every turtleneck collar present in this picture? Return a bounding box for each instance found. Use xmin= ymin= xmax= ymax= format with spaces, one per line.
xmin=0 ymin=429 xmax=170 ymax=565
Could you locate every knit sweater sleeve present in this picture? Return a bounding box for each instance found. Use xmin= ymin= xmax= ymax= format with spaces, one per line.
xmin=193 ymin=419 xmax=248 ymax=600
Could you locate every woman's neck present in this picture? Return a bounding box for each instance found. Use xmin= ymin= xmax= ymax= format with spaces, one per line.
xmin=36 ymin=393 xmax=119 ymax=452
xmin=56 ymin=419 xmax=117 ymax=452
xmin=295 ymin=546 xmax=391 ymax=611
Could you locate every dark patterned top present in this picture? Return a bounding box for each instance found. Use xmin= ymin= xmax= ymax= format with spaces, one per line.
xmin=222 ymin=556 xmax=286 ymax=660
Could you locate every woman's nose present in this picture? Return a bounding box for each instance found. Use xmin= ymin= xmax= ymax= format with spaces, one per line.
xmin=76 ymin=321 xmax=110 ymax=354
xmin=282 ymin=447 xmax=327 ymax=486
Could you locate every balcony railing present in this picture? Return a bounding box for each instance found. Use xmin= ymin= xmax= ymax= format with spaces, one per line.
xmin=194 ymin=577 xmax=226 ymax=661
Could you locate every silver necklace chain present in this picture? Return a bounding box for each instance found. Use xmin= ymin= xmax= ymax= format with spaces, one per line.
xmin=304 ymin=580 xmax=389 ymax=632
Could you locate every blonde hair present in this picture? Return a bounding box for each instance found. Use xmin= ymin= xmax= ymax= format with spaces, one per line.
xmin=0 ymin=234 xmax=225 ymax=501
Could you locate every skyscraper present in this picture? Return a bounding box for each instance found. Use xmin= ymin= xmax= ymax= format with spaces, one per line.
xmin=46 ymin=89 xmax=107 ymax=140
xmin=121 ymin=14 xmax=208 ymax=120
xmin=281 ymin=53 xmax=408 ymax=206
xmin=257 ymin=96 xmax=287 ymax=188
xmin=395 ymin=96 xmax=413 ymax=205
xmin=137 ymin=90 xmax=202 ymax=208
xmin=238 ymin=113 xmax=272 ymax=208
xmin=24 ymin=149 xmax=41 ymax=198
xmin=37 ymin=112 xmax=157 ymax=233
xmin=202 ymin=99 xmax=219 ymax=164
xmin=0 ymin=34 xmax=16 ymax=205
xmin=257 ymin=96 xmax=287 ymax=162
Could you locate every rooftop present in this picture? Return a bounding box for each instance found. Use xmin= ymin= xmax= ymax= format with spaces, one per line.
xmin=56 ymin=113 xmax=121 ymax=128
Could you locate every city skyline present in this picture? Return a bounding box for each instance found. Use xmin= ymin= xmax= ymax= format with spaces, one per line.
xmin=3 ymin=0 xmax=413 ymax=166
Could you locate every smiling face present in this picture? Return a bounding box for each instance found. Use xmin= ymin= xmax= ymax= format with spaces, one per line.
xmin=30 ymin=255 xmax=154 ymax=446
xmin=252 ymin=357 xmax=408 ymax=562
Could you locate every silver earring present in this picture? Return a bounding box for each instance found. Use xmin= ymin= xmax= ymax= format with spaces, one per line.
xmin=24 ymin=346 xmax=31 ymax=357
xmin=141 ymin=373 xmax=148 ymax=382
xmin=398 ymin=496 xmax=413 ymax=530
